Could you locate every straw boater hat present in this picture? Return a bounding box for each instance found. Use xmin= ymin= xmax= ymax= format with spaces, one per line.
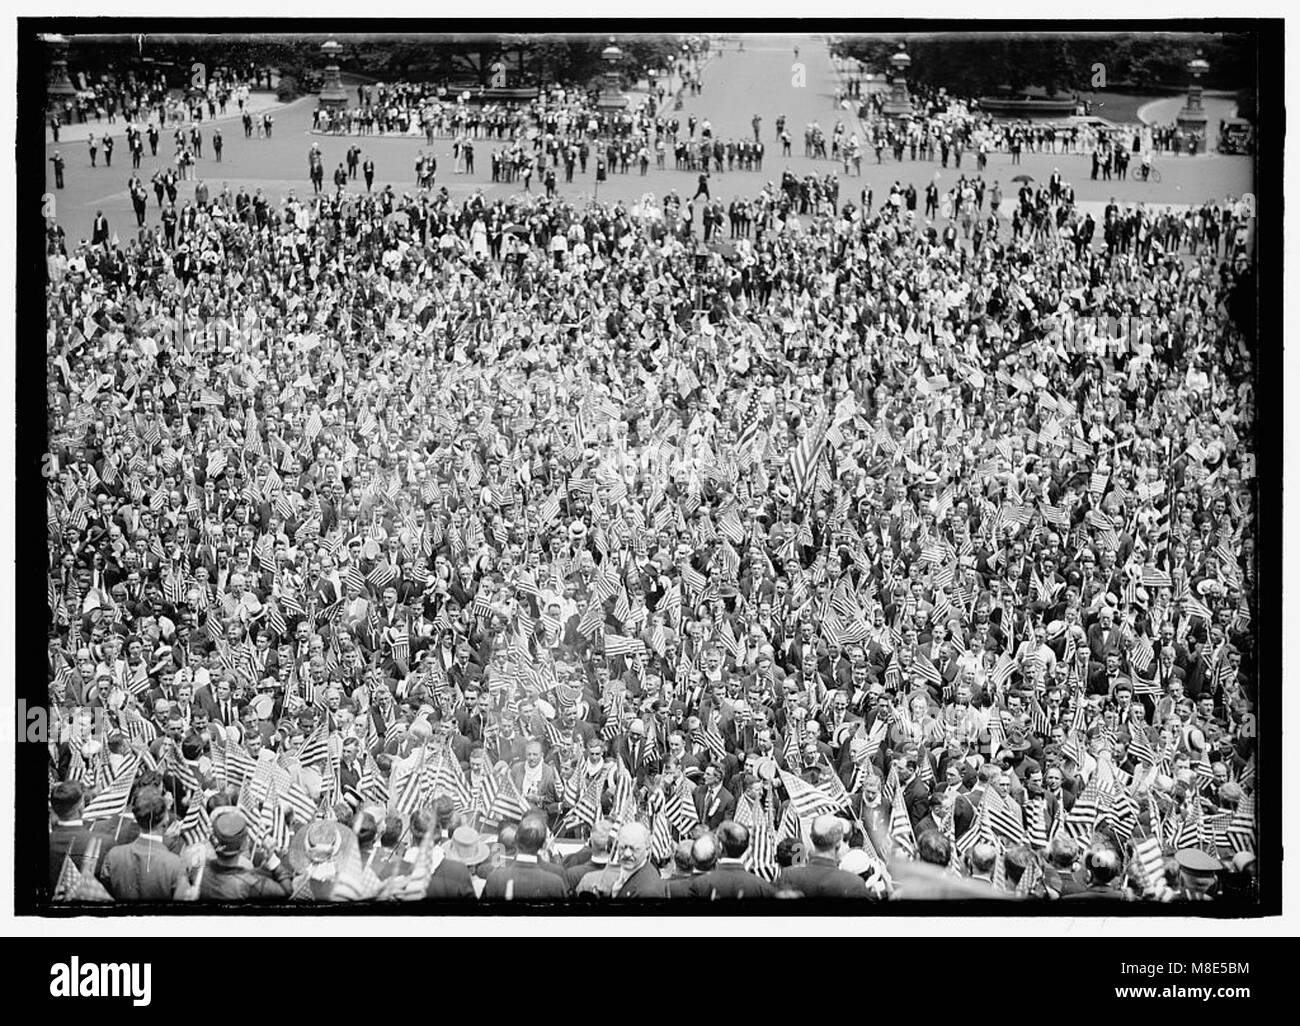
xmin=443 ymin=826 xmax=491 ymax=868
xmin=288 ymin=821 xmax=362 ymax=881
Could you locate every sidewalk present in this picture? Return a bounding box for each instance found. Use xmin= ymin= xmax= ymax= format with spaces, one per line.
xmin=46 ymin=90 xmax=297 ymax=146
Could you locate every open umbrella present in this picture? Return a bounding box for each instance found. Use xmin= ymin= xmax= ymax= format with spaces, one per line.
xmin=1011 ymin=174 xmax=1035 ymax=184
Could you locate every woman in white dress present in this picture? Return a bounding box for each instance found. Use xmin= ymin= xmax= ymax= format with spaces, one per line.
xmin=470 ymin=216 xmax=489 ymax=260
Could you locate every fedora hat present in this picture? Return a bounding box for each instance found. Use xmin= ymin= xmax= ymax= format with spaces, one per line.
xmin=444 ymin=825 xmax=491 ymax=867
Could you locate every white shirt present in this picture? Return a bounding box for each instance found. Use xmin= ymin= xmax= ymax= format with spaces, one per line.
xmin=521 ymin=762 xmax=544 ymax=801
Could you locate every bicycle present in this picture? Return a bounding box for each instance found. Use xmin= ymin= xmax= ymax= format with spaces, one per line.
xmin=1139 ymin=164 xmax=1162 ymax=184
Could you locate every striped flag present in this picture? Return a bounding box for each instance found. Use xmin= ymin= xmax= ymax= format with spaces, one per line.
xmin=83 ymin=753 xmax=141 ymax=820
xmin=665 ymin=779 xmax=700 ymax=836
xmin=736 ymin=795 xmax=778 ymax=881
xmin=735 ymin=390 xmax=764 ymax=462
xmin=1059 ymin=787 xmax=1100 ymax=842
xmin=788 ymin=414 xmax=829 ymax=498
xmin=52 ymin=843 xmax=113 ymax=903
xmin=1225 ymin=795 xmax=1255 ymax=854
xmin=983 ymin=788 xmax=1027 ymax=846
xmin=560 ymin=771 xmax=604 ymax=834
xmin=1131 ymin=835 xmax=1168 ymax=893
xmin=603 ymin=634 xmax=645 ymax=659
xmin=886 ymin=766 xmax=917 ymax=859
xmin=779 ymin=769 xmax=840 ymax=819
xmin=646 ymin=792 xmax=675 ymax=863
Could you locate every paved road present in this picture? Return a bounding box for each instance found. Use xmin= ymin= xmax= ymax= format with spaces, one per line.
xmin=41 ymin=34 xmax=1254 ymax=245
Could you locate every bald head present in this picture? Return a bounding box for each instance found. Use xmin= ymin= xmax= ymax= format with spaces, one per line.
xmin=809 ymin=814 xmax=845 ymax=854
xmin=691 ymin=832 xmax=718 ymax=873
xmin=970 ymin=842 xmax=998 ymax=876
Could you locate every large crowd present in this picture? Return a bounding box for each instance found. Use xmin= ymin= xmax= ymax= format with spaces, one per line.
xmin=43 ymin=48 xmax=1260 ymax=904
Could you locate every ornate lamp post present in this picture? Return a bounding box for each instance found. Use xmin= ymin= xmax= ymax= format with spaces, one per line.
xmin=1176 ymin=50 xmax=1210 ymax=153
xmin=880 ymin=42 xmax=914 ymax=121
xmin=43 ymin=33 xmax=77 ymax=115
xmin=596 ymin=37 xmax=628 ymax=112
xmin=318 ymin=38 xmax=349 ymax=110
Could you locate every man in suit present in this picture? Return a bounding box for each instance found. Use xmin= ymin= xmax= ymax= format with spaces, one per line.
xmin=662 ymin=840 xmax=699 ymax=899
xmin=777 ymin=815 xmax=871 ymax=897
xmin=422 ymin=823 xmax=481 ymax=900
xmin=196 ymin=675 xmax=242 ymax=728
xmin=954 ymin=763 xmax=999 ymax=842
xmin=1086 ymin=603 xmax=1124 ymax=663
xmin=1043 ymin=765 xmax=1076 ymax=837
xmin=892 ymin=744 xmax=934 ymax=831
xmin=454 ymin=685 xmax=488 ymax=744
xmin=99 ymin=786 xmax=189 ymax=900
xmin=91 ymin=209 xmax=110 ymax=247
xmin=49 ymin=780 xmax=97 ymax=893
xmin=611 ymin=822 xmax=665 ymax=899
xmin=446 ymin=643 xmax=484 ymax=693
xmin=482 ymin=815 xmax=569 ymax=900
xmin=693 ymin=763 xmax=735 ymax=830
xmin=817 ymin=688 xmax=862 ymax=755
xmin=510 ymin=740 xmax=562 ymax=824
xmin=688 ymin=821 xmax=776 ymax=899
xmin=367 ymin=815 xmax=407 ymax=880
xmin=337 ymin=736 xmax=364 ymax=797
xmin=1059 ymin=845 xmax=1123 ymax=901
xmin=568 ymin=820 xmax=615 ymax=893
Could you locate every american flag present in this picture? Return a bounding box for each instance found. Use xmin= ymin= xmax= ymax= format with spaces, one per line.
xmin=603 ymin=634 xmax=645 ymax=659
xmin=52 ymin=842 xmax=113 ymax=903
xmin=887 ymin=770 xmax=917 ymax=859
xmin=646 ymin=792 xmax=676 ymax=863
xmin=779 ymin=768 xmax=840 ymax=820
xmin=665 ymin=779 xmax=699 ymax=836
xmin=788 ymin=413 xmax=829 ymax=499
xmin=983 ymin=788 xmax=1027 ymax=846
xmin=1058 ymin=786 xmax=1101 ymax=842
xmin=559 ymin=771 xmax=604 ymax=833
xmin=1127 ymin=732 xmax=1157 ymax=767
xmin=735 ymin=390 xmax=765 ymax=462
xmin=1129 ymin=634 xmax=1156 ymax=676
xmin=389 ymin=757 xmax=426 ymax=819
xmin=736 ymin=794 xmax=778 ymax=881
xmin=1225 ymin=795 xmax=1255 ymax=854
xmin=82 ymin=752 xmax=141 ymax=820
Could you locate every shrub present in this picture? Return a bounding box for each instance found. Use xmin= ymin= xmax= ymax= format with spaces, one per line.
xmin=276 ymin=75 xmax=299 ymax=103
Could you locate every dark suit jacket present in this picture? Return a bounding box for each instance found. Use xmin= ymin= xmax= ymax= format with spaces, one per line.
xmin=1044 ymin=790 xmax=1076 ymax=835
xmin=953 ymin=787 xmax=986 ymax=839
xmin=615 ymin=861 xmax=665 ymax=899
xmin=49 ymin=821 xmax=95 ymax=892
xmin=777 ymin=855 xmax=871 ymax=898
xmin=663 ymin=873 xmax=697 ymax=899
xmin=688 ymin=860 xmax=776 ymax=899
xmin=424 ymin=856 xmax=476 ymax=900
xmin=509 ymin=762 xmax=561 ymax=817
xmin=338 ymin=759 xmax=363 ymax=796
xmin=692 ymin=783 xmax=735 ymax=830
xmin=100 ymin=834 xmax=188 ymax=901
xmin=482 ymin=856 xmax=570 ymax=901
xmin=193 ymin=684 xmax=221 ymax=720
xmin=563 ymin=853 xmax=600 ymax=892
xmin=900 ymin=774 xmax=933 ymax=830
